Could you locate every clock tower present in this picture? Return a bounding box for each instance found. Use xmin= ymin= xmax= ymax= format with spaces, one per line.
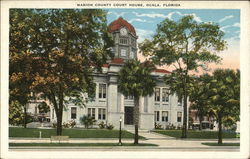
xmin=108 ymin=17 xmax=138 ymax=60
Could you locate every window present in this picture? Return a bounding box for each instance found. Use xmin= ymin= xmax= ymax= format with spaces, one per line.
xmin=120 ymin=38 xmax=128 ymax=44
xmin=88 ymin=108 xmax=95 ymax=119
xmin=130 ymin=51 xmax=134 ymax=58
xmin=162 ymin=111 xmax=168 ymax=122
xmin=154 ymin=111 xmax=160 ymax=121
xmin=178 ymin=97 xmax=182 ymax=106
xmin=71 ymin=107 xmax=77 ymax=119
xmin=177 ymin=112 xmax=182 ymax=122
xmin=155 ymin=88 xmax=160 ymax=102
xmin=98 ymin=108 xmax=106 ymax=120
xmin=131 ymin=39 xmax=136 ymax=47
xmin=99 ymin=84 xmax=106 ymax=99
xmin=121 ymin=49 xmax=127 ymax=57
xmin=162 ymin=88 xmax=169 ymax=102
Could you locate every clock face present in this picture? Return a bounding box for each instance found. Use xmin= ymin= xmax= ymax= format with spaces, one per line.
xmin=120 ymin=28 xmax=127 ymax=36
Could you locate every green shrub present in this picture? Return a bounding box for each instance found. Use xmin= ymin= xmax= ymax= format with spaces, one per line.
xmin=62 ymin=122 xmax=70 ymax=128
xmin=98 ymin=121 xmax=106 ymax=129
xmin=154 ymin=123 xmax=162 ymax=129
xmin=52 ymin=122 xmax=57 ymax=128
xmin=177 ymin=125 xmax=182 ymax=130
xmin=80 ymin=115 xmax=96 ymax=129
xmin=165 ymin=124 xmax=176 ymax=130
xmin=106 ymin=123 xmax=114 ymax=130
xmin=9 ymin=101 xmax=33 ymax=126
xmin=69 ymin=120 xmax=76 ymax=128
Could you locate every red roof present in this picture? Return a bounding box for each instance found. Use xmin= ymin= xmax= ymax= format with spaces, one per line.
xmin=108 ymin=17 xmax=136 ymax=36
xmin=102 ymin=64 xmax=109 ymax=68
xmin=153 ymin=69 xmax=171 ymax=74
xmin=109 ymin=58 xmax=124 ymax=64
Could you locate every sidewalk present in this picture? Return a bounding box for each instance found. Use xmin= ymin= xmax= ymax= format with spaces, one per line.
xmin=127 ymin=130 xmax=239 ymax=148
xmin=9 ymin=131 xmax=240 ymax=150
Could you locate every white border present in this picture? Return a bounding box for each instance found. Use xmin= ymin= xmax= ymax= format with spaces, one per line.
xmin=1 ymin=1 xmax=249 ymax=159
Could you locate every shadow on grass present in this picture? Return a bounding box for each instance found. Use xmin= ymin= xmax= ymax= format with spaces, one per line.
xmin=202 ymin=143 xmax=240 ymax=146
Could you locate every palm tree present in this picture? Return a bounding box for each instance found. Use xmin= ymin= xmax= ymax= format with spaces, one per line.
xmin=118 ymin=60 xmax=156 ymax=144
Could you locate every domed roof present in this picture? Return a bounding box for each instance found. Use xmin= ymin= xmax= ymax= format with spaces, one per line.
xmin=108 ymin=17 xmax=136 ymax=36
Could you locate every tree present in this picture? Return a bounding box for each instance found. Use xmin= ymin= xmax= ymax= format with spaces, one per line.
xmin=139 ymin=15 xmax=227 ymax=138
xmin=9 ymin=101 xmax=24 ymax=126
xmin=9 ymin=56 xmax=32 ymax=128
xmin=9 ymin=101 xmax=33 ymax=126
xmin=118 ymin=60 xmax=156 ymax=144
xmin=38 ymin=102 xmax=50 ymax=114
xmin=9 ymin=9 xmax=113 ymax=135
xmin=189 ymin=74 xmax=211 ymax=130
xmin=208 ymin=69 xmax=240 ymax=144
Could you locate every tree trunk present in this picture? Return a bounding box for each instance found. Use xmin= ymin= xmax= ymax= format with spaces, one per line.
xmin=134 ymin=97 xmax=140 ymax=144
xmin=181 ymin=93 xmax=188 ymax=138
xmin=23 ymin=106 xmax=27 ymax=128
xmin=199 ymin=114 xmax=203 ymax=130
xmin=218 ymin=114 xmax=223 ymax=144
xmin=56 ymin=92 xmax=64 ymax=136
xmin=56 ymin=111 xmax=63 ymax=136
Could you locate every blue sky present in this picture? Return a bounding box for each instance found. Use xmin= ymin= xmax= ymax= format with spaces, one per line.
xmin=106 ymin=9 xmax=240 ymax=70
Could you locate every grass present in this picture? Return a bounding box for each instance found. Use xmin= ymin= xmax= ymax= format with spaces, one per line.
xmin=202 ymin=143 xmax=240 ymax=146
xmin=9 ymin=127 xmax=145 ymax=139
xmin=9 ymin=143 xmax=157 ymax=147
xmin=154 ymin=130 xmax=237 ymax=139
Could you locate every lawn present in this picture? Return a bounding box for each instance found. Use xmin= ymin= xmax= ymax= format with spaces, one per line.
xmin=9 ymin=143 xmax=157 ymax=147
xmin=9 ymin=127 xmax=145 ymax=139
xmin=202 ymin=143 xmax=240 ymax=146
xmin=154 ymin=130 xmax=237 ymax=139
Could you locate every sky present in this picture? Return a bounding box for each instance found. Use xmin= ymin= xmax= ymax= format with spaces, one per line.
xmin=106 ymin=9 xmax=240 ymax=73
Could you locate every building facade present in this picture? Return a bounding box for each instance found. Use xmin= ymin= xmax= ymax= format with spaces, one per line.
xmin=30 ymin=17 xmax=185 ymax=130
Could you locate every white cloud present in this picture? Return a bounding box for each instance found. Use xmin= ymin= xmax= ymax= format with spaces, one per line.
xmin=136 ymin=28 xmax=154 ymax=42
xmin=108 ymin=11 xmax=128 ymax=18
xmin=235 ymin=30 xmax=240 ymax=34
xmin=218 ymin=15 xmax=234 ymax=23
xmin=220 ymin=22 xmax=240 ymax=32
xmin=132 ymin=11 xmax=202 ymax=22
xmin=220 ymin=25 xmax=231 ymax=32
xmin=232 ymin=22 xmax=240 ymax=27
xmin=132 ymin=11 xmax=168 ymax=18
xmin=166 ymin=11 xmax=202 ymax=22
xmin=128 ymin=18 xmax=152 ymax=23
xmin=165 ymin=12 xmax=176 ymax=19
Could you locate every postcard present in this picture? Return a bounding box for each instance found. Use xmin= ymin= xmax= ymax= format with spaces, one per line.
xmin=1 ymin=1 xmax=250 ymax=159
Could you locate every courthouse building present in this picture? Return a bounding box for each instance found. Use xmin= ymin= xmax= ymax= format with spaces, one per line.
xmin=29 ymin=17 xmax=185 ymax=130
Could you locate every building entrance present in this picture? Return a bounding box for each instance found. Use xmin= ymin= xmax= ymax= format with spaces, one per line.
xmin=124 ymin=107 xmax=134 ymax=125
